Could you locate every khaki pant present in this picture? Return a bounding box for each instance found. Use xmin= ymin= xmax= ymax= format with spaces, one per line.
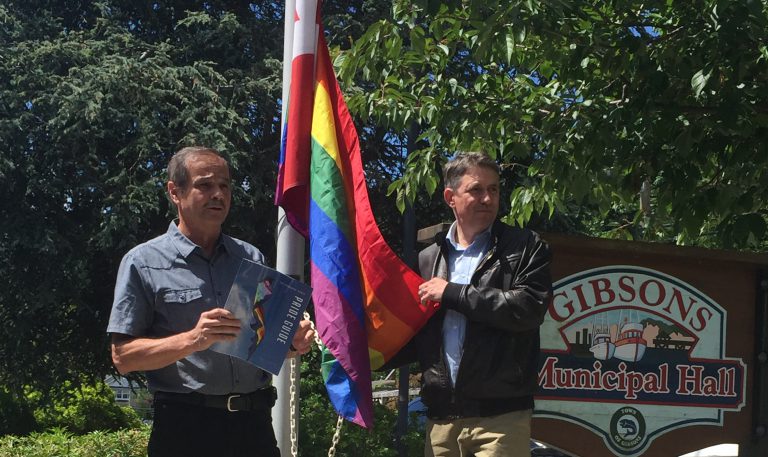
xmin=425 ymin=409 xmax=532 ymax=457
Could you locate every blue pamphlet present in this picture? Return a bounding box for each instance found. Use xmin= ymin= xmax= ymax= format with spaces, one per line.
xmin=210 ymin=259 xmax=312 ymax=375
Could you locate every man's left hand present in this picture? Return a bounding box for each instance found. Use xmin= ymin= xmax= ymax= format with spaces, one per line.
xmin=419 ymin=277 xmax=448 ymax=304
xmin=287 ymin=319 xmax=315 ymax=357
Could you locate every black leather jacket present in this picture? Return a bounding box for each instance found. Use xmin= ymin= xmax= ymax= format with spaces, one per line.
xmin=390 ymin=221 xmax=552 ymax=419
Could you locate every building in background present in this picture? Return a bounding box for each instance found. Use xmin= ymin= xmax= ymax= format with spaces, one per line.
xmin=105 ymin=375 xmax=152 ymax=420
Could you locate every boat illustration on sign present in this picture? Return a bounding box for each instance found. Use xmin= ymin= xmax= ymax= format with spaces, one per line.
xmin=589 ymin=314 xmax=615 ymax=360
xmin=613 ymin=314 xmax=647 ymax=362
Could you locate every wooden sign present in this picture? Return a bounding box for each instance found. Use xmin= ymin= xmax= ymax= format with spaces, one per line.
xmin=533 ymin=234 xmax=767 ymax=457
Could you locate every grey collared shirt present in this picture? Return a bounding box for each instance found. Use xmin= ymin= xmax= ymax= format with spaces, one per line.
xmin=107 ymin=222 xmax=271 ymax=394
xmin=443 ymin=222 xmax=492 ymax=386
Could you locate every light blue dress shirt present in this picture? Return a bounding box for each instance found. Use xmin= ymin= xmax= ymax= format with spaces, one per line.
xmin=443 ymin=222 xmax=491 ymax=386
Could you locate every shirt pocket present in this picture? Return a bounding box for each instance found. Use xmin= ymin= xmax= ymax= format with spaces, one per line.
xmin=157 ymin=288 xmax=205 ymax=333
xmin=162 ymin=288 xmax=203 ymax=304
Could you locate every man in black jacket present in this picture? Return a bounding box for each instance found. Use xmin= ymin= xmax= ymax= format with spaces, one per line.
xmin=407 ymin=152 xmax=552 ymax=456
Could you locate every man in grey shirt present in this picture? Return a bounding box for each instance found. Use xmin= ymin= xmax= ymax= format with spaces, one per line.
xmin=108 ymin=146 xmax=314 ymax=457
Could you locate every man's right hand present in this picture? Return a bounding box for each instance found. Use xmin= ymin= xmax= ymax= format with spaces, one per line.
xmin=189 ymin=308 xmax=241 ymax=351
xmin=111 ymin=308 xmax=242 ymax=375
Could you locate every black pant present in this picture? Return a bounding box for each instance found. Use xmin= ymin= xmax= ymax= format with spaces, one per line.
xmin=148 ymin=399 xmax=280 ymax=457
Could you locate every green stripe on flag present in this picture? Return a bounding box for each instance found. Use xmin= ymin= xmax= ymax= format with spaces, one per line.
xmin=310 ymin=136 xmax=353 ymax=240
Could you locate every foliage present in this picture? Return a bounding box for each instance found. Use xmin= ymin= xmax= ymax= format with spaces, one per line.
xmin=1 ymin=378 xmax=146 ymax=437
xmin=338 ymin=0 xmax=768 ymax=249
xmin=298 ymin=349 xmax=424 ymax=457
xmin=0 ymin=389 xmax=35 ymax=437
xmin=0 ymin=427 xmax=149 ymax=457
xmin=26 ymin=379 xmax=142 ymax=435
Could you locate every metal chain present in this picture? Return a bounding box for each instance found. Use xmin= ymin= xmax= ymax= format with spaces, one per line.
xmin=304 ymin=311 xmax=324 ymax=348
xmin=327 ymin=414 xmax=344 ymax=457
xmin=289 ymin=356 xmax=299 ymax=457
xmin=297 ymin=311 xmax=344 ymax=457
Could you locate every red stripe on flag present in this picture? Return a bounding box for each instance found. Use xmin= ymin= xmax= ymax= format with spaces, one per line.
xmin=278 ymin=53 xmax=315 ymax=236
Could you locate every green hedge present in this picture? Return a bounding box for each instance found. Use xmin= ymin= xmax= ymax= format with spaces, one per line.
xmin=0 ymin=380 xmax=144 ymax=437
xmin=0 ymin=427 xmax=149 ymax=457
xmin=28 ymin=381 xmax=143 ymax=434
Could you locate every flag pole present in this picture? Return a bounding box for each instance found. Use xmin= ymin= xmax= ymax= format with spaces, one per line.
xmin=273 ymin=210 xmax=304 ymax=455
xmin=273 ymin=0 xmax=304 ymax=454
xmin=396 ymin=200 xmax=415 ymax=457
xmin=396 ymin=122 xmax=420 ymax=456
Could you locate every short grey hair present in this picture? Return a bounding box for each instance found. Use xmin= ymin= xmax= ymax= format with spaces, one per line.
xmin=167 ymin=146 xmax=228 ymax=188
xmin=443 ymin=152 xmax=500 ymax=190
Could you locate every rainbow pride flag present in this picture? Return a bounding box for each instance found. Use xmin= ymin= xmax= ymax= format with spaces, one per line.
xmin=276 ymin=1 xmax=438 ymax=428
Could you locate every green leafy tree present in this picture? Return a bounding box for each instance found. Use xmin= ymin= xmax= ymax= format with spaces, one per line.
xmin=338 ymin=0 xmax=768 ymax=249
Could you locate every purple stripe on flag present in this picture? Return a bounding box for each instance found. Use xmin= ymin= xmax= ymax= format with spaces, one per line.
xmin=310 ymin=262 xmax=373 ymax=426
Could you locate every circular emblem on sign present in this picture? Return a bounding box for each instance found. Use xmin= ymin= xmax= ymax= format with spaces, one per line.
xmin=609 ymin=406 xmax=646 ymax=450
